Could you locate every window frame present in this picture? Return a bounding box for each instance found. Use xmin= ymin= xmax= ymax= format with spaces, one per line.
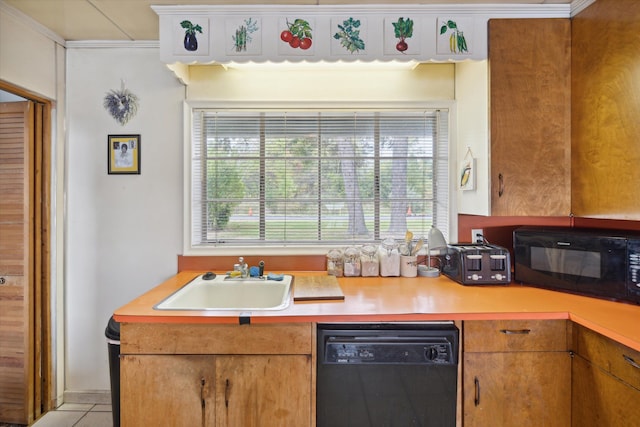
xmin=183 ymin=101 xmax=458 ymax=255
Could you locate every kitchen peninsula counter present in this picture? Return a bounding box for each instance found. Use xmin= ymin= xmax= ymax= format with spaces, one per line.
xmin=113 ymin=271 xmax=640 ymax=352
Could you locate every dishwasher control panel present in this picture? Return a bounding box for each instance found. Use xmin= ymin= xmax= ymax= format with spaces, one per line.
xmin=325 ymin=339 xmax=454 ymax=364
xmin=318 ymin=323 xmax=459 ymax=366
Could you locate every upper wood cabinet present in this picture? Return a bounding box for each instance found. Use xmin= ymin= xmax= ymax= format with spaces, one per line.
xmin=571 ymin=0 xmax=640 ymax=219
xmin=488 ymin=19 xmax=571 ymax=216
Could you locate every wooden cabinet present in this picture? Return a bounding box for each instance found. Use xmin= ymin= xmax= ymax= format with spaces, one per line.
xmin=463 ymin=320 xmax=571 ymax=426
xmin=121 ymin=354 xmax=310 ymax=427
xmin=121 ymin=355 xmax=216 ymax=425
xmin=488 ymin=19 xmax=571 ymax=216
xmin=571 ymin=325 xmax=640 ymax=426
xmin=571 ymin=0 xmax=640 ymax=219
xmin=120 ymin=323 xmax=313 ymax=427
xmin=213 ymin=355 xmax=310 ymax=426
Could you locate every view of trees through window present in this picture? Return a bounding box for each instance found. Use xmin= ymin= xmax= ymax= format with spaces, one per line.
xmin=190 ymin=110 xmax=449 ymax=246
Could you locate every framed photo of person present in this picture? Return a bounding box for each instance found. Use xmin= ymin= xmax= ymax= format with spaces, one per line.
xmin=108 ymin=134 xmax=140 ymax=174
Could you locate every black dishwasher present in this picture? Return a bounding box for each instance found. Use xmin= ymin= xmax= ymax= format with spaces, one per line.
xmin=317 ymin=323 xmax=459 ymax=427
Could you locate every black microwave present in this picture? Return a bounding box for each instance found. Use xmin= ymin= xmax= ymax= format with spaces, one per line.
xmin=513 ymin=227 xmax=640 ymax=305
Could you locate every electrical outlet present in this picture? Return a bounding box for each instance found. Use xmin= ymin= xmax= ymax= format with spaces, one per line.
xmin=471 ymin=228 xmax=484 ymax=243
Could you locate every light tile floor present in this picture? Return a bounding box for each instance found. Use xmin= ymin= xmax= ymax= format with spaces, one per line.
xmin=30 ymin=404 xmax=113 ymax=427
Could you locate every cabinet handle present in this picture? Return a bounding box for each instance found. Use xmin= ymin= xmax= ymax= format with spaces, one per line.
xmin=474 ymin=377 xmax=480 ymax=407
xmin=498 ymin=173 xmax=504 ymax=197
xmin=0 ymin=277 xmax=5 ymax=285
xmin=499 ymin=329 xmax=531 ymax=335
xmin=224 ymin=379 xmax=230 ymax=408
xmin=623 ymin=354 xmax=640 ymax=369
xmin=200 ymin=378 xmax=206 ymax=407
xmin=200 ymin=378 xmax=206 ymax=425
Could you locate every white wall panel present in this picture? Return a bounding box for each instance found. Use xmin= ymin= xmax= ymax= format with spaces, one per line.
xmin=455 ymin=60 xmax=490 ymax=216
xmin=65 ymin=47 xmax=184 ymax=390
xmin=0 ymin=7 xmax=58 ymax=99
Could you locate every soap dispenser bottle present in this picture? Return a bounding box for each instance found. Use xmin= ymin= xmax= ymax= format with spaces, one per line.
xmin=238 ymin=257 xmax=249 ymax=278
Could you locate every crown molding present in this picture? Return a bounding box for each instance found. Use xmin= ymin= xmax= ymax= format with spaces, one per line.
xmin=65 ymin=40 xmax=160 ymax=49
xmin=152 ymin=3 xmax=571 ymax=18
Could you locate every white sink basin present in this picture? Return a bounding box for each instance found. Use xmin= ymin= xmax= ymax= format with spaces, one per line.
xmin=154 ymin=274 xmax=293 ymax=311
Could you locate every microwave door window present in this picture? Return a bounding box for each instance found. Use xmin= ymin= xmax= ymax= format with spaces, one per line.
xmin=530 ymin=247 xmax=601 ymax=279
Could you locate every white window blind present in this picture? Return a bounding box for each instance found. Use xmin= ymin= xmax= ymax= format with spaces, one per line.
xmin=190 ymin=109 xmax=449 ymax=247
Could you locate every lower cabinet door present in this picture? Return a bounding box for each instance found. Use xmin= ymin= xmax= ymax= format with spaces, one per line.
xmin=572 ymin=355 xmax=640 ymax=426
xmin=121 ymin=355 xmax=216 ymax=426
xmin=121 ymin=354 xmax=312 ymax=427
xmin=214 ymin=355 xmax=311 ymax=427
xmin=464 ymin=352 xmax=571 ymax=427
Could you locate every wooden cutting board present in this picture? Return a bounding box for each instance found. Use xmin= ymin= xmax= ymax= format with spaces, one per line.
xmin=293 ymin=275 xmax=345 ymax=302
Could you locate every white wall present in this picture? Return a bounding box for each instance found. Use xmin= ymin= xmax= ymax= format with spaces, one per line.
xmin=455 ymin=60 xmax=490 ymax=215
xmin=0 ymin=91 xmax=26 ymax=101
xmin=0 ymin=2 xmax=60 ymax=100
xmin=65 ymin=47 xmax=184 ymax=391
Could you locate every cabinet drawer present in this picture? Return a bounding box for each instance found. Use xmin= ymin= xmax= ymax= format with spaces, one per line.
xmin=121 ymin=322 xmax=313 ymax=355
xmin=464 ymin=320 xmax=568 ymax=352
xmin=575 ymin=325 xmax=640 ymax=390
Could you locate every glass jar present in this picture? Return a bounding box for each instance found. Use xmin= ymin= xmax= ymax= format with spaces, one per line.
xmin=343 ymin=246 xmax=361 ymax=277
xmin=360 ymin=245 xmax=379 ymax=277
xmin=326 ymin=249 xmax=344 ymax=277
xmin=378 ymin=238 xmax=400 ymax=277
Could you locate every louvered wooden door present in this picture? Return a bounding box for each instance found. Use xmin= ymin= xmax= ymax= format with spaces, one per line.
xmin=0 ymin=101 xmax=36 ymax=425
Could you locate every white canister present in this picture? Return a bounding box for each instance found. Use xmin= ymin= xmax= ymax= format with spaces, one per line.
xmin=379 ymin=238 xmax=400 ymax=277
xmin=360 ymin=245 xmax=380 ymax=277
xmin=400 ymin=255 xmax=418 ymax=277
xmin=343 ymin=247 xmax=362 ymax=277
xmin=326 ymin=249 xmax=344 ymax=277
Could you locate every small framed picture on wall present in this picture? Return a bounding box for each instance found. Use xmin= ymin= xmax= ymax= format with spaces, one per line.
xmin=108 ymin=134 xmax=140 ymax=175
xmin=459 ymin=147 xmax=476 ymax=191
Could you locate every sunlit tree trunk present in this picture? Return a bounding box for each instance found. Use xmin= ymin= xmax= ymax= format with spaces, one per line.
xmin=388 ymin=137 xmax=408 ymax=234
xmin=338 ymin=139 xmax=368 ymax=235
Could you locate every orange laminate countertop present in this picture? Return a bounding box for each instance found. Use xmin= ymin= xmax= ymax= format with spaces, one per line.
xmin=113 ymin=271 xmax=640 ymax=352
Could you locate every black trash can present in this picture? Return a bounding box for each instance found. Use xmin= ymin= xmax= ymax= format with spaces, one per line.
xmin=105 ymin=316 xmax=120 ymax=427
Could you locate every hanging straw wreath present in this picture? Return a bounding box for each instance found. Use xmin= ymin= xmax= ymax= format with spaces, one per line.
xmin=103 ymin=80 xmax=139 ymax=126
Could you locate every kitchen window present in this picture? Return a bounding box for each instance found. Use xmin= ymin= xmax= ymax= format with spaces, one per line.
xmin=189 ymin=108 xmax=449 ymax=250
